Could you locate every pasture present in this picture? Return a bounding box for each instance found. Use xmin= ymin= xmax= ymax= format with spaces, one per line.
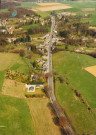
xmin=19 ymin=2 xmax=39 ymax=8
xmin=0 ymin=95 xmax=35 ymax=135
xmin=0 ymin=53 xmax=31 ymax=75
xmin=53 ymin=51 xmax=96 ymax=134
xmin=61 ymin=1 xmax=96 ymax=25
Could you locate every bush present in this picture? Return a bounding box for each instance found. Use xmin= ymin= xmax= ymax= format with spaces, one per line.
xmin=19 ymin=49 xmax=25 ymax=57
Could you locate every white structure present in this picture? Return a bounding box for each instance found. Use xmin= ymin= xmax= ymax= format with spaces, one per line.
xmin=25 ymin=84 xmax=44 ymax=92
xmin=25 ymin=84 xmax=36 ymax=92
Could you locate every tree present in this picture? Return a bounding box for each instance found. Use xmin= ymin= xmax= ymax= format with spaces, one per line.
xmin=59 ymin=30 xmax=69 ymax=38
xmin=19 ymin=49 xmax=25 ymax=57
xmin=33 ymin=61 xmax=37 ymax=68
xmin=45 ymin=73 xmax=51 ymax=82
xmin=58 ymin=117 xmax=68 ymax=127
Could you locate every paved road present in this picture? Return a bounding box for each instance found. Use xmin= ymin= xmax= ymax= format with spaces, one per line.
xmin=48 ymin=15 xmax=75 ymax=135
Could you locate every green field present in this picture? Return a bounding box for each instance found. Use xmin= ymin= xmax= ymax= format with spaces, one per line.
xmin=0 ymin=95 xmax=35 ymax=135
xmin=0 ymin=9 xmax=9 ymax=12
xmin=22 ymin=23 xmax=41 ymax=30
xmin=53 ymin=51 xmax=96 ymax=134
xmin=0 ymin=53 xmax=31 ymax=75
xmin=36 ymin=11 xmax=49 ymax=18
xmin=18 ymin=2 xmax=39 ymax=8
xmin=61 ymin=1 xmax=96 ymax=26
xmin=0 ymin=71 xmax=5 ymax=91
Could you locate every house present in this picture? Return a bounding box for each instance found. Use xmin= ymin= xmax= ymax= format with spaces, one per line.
xmin=25 ymin=84 xmax=36 ymax=92
xmin=7 ymin=37 xmax=17 ymax=43
xmin=1 ymin=29 xmax=6 ymax=33
xmin=75 ymin=47 xmax=83 ymax=52
xmin=94 ymin=39 xmax=96 ymax=43
xmin=25 ymin=84 xmax=44 ymax=92
xmin=82 ymin=37 xmax=88 ymax=41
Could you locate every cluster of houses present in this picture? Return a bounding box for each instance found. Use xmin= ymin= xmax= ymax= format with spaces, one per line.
xmin=0 ymin=19 xmax=14 ymax=34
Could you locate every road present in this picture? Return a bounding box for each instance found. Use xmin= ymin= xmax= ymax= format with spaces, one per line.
xmin=48 ymin=15 xmax=75 ymax=135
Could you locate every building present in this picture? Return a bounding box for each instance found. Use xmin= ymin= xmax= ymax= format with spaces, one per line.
xmin=25 ymin=84 xmax=44 ymax=92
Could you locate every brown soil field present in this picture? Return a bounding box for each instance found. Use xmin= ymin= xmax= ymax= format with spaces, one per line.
xmin=34 ymin=3 xmax=71 ymax=11
xmin=85 ymin=65 xmax=96 ymax=77
xmin=89 ymin=26 xmax=96 ymax=31
xmin=2 ymin=79 xmax=25 ymax=98
xmin=61 ymin=12 xmax=76 ymax=16
xmin=82 ymin=8 xmax=96 ymax=11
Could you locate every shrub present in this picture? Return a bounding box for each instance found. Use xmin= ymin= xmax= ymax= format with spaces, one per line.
xmin=19 ymin=49 xmax=25 ymax=57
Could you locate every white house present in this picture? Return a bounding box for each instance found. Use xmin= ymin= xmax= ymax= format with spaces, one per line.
xmin=25 ymin=84 xmax=44 ymax=92
xmin=25 ymin=84 xmax=36 ymax=92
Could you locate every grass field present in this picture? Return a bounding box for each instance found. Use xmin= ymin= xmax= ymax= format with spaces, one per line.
xmin=18 ymin=2 xmax=39 ymax=8
xmin=35 ymin=11 xmax=49 ymax=18
xmin=0 ymin=95 xmax=35 ymax=135
xmin=61 ymin=1 xmax=96 ymax=25
xmin=0 ymin=9 xmax=9 ymax=12
xmin=27 ymin=98 xmax=61 ymax=135
xmin=53 ymin=51 xmax=96 ymax=134
xmin=0 ymin=53 xmax=31 ymax=75
xmin=0 ymin=71 xmax=5 ymax=91
xmin=22 ymin=24 xmax=41 ymax=30
xmin=0 ymin=53 xmax=19 ymax=71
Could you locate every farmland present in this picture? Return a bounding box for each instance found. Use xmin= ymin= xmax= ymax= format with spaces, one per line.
xmin=34 ymin=3 xmax=71 ymax=12
xmin=0 ymin=95 xmax=35 ymax=135
xmin=61 ymin=1 xmax=96 ymax=25
xmin=0 ymin=53 xmax=31 ymax=75
xmin=27 ymin=98 xmax=61 ymax=135
xmin=0 ymin=52 xmax=60 ymax=135
xmin=53 ymin=51 xmax=96 ymax=134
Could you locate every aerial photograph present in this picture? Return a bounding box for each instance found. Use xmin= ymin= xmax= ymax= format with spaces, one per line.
xmin=0 ymin=0 xmax=96 ymax=135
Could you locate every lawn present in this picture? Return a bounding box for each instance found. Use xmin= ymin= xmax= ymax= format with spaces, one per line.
xmin=53 ymin=51 xmax=96 ymax=134
xmin=27 ymin=98 xmax=61 ymax=135
xmin=0 ymin=95 xmax=35 ymax=135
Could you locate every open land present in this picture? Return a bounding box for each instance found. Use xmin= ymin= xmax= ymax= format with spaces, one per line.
xmin=85 ymin=65 xmax=96 ymax=77
xmin=0 ymin=50 xmax=61 ymax=135
xmin=61 ymin=1 xmax=96 ymax=25
xmin=53 ymin=51 xmax=96 ymax=134
xmin=27 ymin=98 xmax=61 ymax=135
xmin=33 ymin=3 xmax=71 ymax=11
xmin=2 ymin=79 xmax=25 ymax=98
xmin=0 ymin=95 xmax=35 ymax=135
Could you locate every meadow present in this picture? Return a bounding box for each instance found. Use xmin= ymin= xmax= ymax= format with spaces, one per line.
xmin=18 ymin=2 xmax=39 ymax=8
xmin=0 ymin=95 xmax=35 ymax=135
xmin=61 ymin=1 xmax=96 ymax=25
xmin=22 ymin=23 xmax=40 ymax=30
xmin=53 ymin=51 xmax=96 ymax=134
